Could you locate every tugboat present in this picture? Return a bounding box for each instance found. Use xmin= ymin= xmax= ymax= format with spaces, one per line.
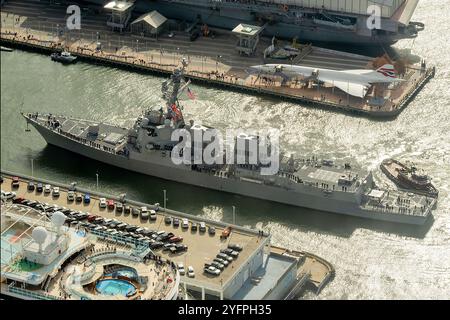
xmin=50 ymin=51 xmax=77 ymax=64
xmin=380 ymin=159 xmax=438 ymax=198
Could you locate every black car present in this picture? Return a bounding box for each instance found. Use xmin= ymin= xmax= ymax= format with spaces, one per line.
xmin=27 ymin=182 xmax=35 ymax=191
xmin=131 ymin=207 xmax=140 ymax=217
xmin=191 ymin=223 xmax=198 ymax=232
xmin=228 ymin=243 xmax=243 ymax=252
xmin=124 ymin=205 xmax=131 ymax=214
xmin=164 ymin=216 xmax=172 ymax=225
xmin=189 ymin=29 xmax=200 ymax=41
xmin=220 ymin=248 xmax=239 ymax=258
xmin=208 ymin=226 xmax=216 ymax=235
xmin=150 ymin=241 xmax=164 ymax=249
xmin=125 ymin=225 xmax=138 ymax=232
xmin=36 ymin=183 xmax=43 ymax=192
xmin=174 ymin=244 xmax=188 ymax=252
xmin=211 ymin=261 xmax=225 ymax=270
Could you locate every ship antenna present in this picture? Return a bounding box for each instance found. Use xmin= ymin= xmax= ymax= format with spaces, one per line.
xmin=162 ymin=58 xmax=190 ymax=127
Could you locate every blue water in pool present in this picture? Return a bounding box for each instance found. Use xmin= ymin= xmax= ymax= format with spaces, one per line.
xmin=96 ymin=279 xmax=136 ymax=297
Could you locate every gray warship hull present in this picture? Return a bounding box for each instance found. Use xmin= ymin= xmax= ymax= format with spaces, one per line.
xmin=28 ymin=118 xmax=433 ymax=225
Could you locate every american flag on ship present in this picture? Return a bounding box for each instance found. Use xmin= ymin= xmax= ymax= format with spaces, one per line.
xmin=170 ymin=103 xmax=183 ymax=121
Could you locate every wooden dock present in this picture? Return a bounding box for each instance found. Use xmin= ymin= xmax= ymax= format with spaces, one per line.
xmin=0 ymin=0 xmax=435 ymax=118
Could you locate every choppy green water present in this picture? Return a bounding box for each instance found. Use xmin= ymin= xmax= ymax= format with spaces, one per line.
xmin=1 ymin=0 xmax=449 ymax=299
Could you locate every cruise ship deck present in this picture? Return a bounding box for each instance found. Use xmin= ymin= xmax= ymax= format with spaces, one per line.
xmin=1 ymin=173 xmax=333 ymax=299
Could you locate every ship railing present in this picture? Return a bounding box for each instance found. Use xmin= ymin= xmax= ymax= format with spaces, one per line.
xmin=8 ymin=285 xmax=63 ymax=300
xmin=361 ymin=200 xmax=430 ymax=217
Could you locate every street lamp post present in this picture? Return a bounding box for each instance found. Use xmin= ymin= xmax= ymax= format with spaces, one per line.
xmin=232 ymin=206 xmax=236 ymax=225
xmin=216 ymin=55 xmax=222 ymax=74
xmin=31 ymin=158 xmax=34 ymax=179
xmin=163 ymin=189 xmax=167 ymax=211
xmin=96 ymin=173 xmax=99 ymax=189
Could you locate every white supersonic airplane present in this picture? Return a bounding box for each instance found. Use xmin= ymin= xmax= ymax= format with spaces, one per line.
xmin=248 ymin=63 xmax=404 ymax=98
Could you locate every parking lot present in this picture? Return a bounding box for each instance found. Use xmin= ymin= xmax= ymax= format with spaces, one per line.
xmin=1 ymin=175 xmax=266 ymax=288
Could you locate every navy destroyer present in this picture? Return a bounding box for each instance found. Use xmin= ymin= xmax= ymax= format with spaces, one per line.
xmin=22 ymin=62 xmax=436 ymax=225
xmin=86 ymin=0 xmax=424 ymax=45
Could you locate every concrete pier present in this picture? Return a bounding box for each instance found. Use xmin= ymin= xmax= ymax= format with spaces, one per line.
xmin=0 ymin=0 xmax=435 ymax=118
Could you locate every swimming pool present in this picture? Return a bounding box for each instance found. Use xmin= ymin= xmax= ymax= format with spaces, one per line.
xmin=96 ymin=279 xmax=136 ymax=297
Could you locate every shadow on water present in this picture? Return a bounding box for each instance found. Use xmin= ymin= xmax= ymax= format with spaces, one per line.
xmin=28 ymin=144 xmax=433 ymax=239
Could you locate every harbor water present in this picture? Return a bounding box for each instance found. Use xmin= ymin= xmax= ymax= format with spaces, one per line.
xmin=1 ymin=0 xmax=449 ymax=299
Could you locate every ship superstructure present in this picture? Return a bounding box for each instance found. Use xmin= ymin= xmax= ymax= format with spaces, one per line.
xmin=22 ymin=62 xmax=436 ymax=225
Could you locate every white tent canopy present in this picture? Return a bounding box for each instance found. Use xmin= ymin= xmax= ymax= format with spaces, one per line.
xmin=131 ymin=10 xmax=167 ymax=29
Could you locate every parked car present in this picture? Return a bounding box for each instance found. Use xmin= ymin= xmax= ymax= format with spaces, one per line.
xmin=189 ymin=28 xmax=200 ymax=41
xmin=132 ymin=207 xmax=139 ymax=217
xmin=211 ymin=261 xmax=225 ymax=270
xmin=177 ymin=263 xmax=185 ymax=276
xmin=94 ymin=217 xmax=104 ymax=224
xmin=11 ymin=176 xmax=20 ymax=188
xmin=87 ymin=215 xmax=97 ymax=222
xmin=220 ymin=248 xmax=239 ymax=258
xmin=182 ymin=218 xmax=189 ymax=229
xmin=150 ymin=241 xmax=164 ymax=249
xmin=217 ymin=253 xmax=233 ymax=262
xmin=187 ymin=266 xmax=195 ymax=278
xmin=75 ymin=194 xmax=83 ymax=202
xmin=116 ymin=223 xmax=128 ymax=230
xmin=163 ymin=243 xmax=175 ymax=251
xmin=123 ymin=205 xmax=131 ymax=214
xmin=125 ymin=225 xmax=138 ymax=232
xmin=52 ymin=187 xmax=60 ymax=197
xmin=191 ymin=222 xmax=198 ymax=232
xmin=164 ymin=216 xmax=172 ymax=225
xmin=169 ymin=236 xmax=183 ymax=243
xmin=174 ymin=244 xmax=188 ymax=252
xmin=107 ymin=200 xmax=115 ymax=210
xmin=140 ymin=208 xmax=149 ymax=220
xmin=99 ymin=198 xmax=107 ymax=208
xmin=228 ymin=243 xmax=243 ymax=252
xmin=36 ymin=183 xmax=43 ymax=193
xmin=67 ymin=191 xmax=75 ymax=201
xmin=149 ymin=210 xmax=157 ymax=221
xmin=204 ymin=266 xmax=220 ymax=276
xmin=44 ymin=184 xmax=51 ymax=194
xmin=213 ymin=257 xmax=229 ymax=267
xmin=116 ymin=202 xmax=123 ymax=213
xmin=12 ymin=196 xmax=24 ymax=203
xmin=2 ymin=191 xmax=16 ymax=200
xmin=83 ymin=193 xmax=91 ymax=204
xmin=173 ymin=218 xmax=180 ymax=227
xmin=199 ymin=222 xmax=206 ymax=232
xmin=27 ymin=181 xmax=35 ymax=191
